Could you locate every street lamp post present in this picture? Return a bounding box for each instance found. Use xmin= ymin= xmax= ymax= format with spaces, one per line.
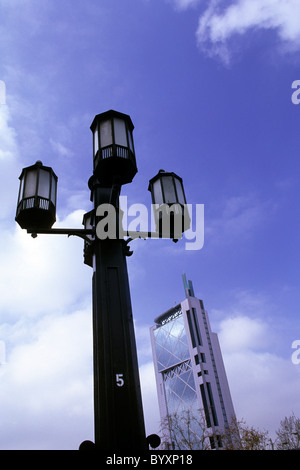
xmin=15 ymin=110 xmax=190 ymax=451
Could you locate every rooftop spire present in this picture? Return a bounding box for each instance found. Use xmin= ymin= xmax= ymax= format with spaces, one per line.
xmin=182 ymin=273 xmax=195 ymax=298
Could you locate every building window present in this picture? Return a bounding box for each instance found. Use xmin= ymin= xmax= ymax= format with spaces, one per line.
xmin=197 ymin=370 xmax=208 ymax=377
xmin=195 ymin=353 xmax=206 ymax=366
xmin=200 ymin=383 xmax=211 ymax=428
xmin=209 ymin=436 xmax=216 ymax=449
xmin=186 ymin=309 xmax=202 ymax=348
xmin=186 ymin=310 xmax=196 ymax=347
xmin=207 ymin=382 xmax=219 ymax=427
xmin=192 ymin=308 xmax=202 ymax=346
xmin=209 ymin=435 xmax=223 ymax=449
xmin=200 ymin=382 xmax=218 ymax=428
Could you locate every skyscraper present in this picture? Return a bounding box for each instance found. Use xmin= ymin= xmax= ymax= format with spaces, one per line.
xmin=150 ymin=275 xmax=236 ymax=449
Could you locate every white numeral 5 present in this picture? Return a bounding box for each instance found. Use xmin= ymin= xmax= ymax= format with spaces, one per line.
xmin=116 ymin=374 xmax=124 ymax=387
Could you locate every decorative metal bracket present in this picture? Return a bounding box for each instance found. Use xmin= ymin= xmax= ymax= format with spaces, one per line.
xmin=124 ymin=230 xmax=179 ymax=243
xmin=27 ymin=228 xmax=179 ymax=245
xmin=27 ymin=227 xmax=95 ymax=244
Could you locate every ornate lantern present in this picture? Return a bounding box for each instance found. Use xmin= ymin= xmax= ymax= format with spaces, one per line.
xmin=90 ymin=109 xmax=137 ymax=187
xmin=15 ymin=160 xmax=57 ymax=230
xmin=148 ymin=170 xmax=190 ymax=239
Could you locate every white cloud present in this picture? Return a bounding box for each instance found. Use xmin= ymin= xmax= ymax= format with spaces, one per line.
xmin=0 ymin=99 xmax=95 ymax=448
xmin=222 ymin=346 xmax=300 ymax=438
xmin=9 ymin=311 xmax=92 ymax=386
xmin=218 ymin=315 xmax=268 ymax=352
xmin=0 ymin=219 xmax=91 ymax=320
xmin=0 ymin=309 xmax=94 ymax=450
xmin=0 ymin=105 xmax=20 ymax=221
xmin=196 ymin=0 xmax=300 ymax=63
xmin=139 ymin=362 xmax=161 ymax=437
xmin=167 ymin=0 xmax=300 ymax=63
xmin=0 ymin=106 xmax=17 ymax=160
xmin=214 ymin=308 xmax=300 ymax=438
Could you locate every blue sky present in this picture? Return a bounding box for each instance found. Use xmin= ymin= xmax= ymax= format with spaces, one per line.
xmin=1 ymin=0 xmax=300 ymax=449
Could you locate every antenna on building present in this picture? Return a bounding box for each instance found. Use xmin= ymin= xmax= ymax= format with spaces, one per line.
xmin=182 ymin=273 xmax=195 ymax=298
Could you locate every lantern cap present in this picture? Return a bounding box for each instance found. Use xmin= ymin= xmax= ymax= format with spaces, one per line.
xmin=148 ymin=169 xmax=183 ymax=192
xmin=18 ymin=160 xmax=57 ymax=180
xmin=90 ymin=109 xmax=134 ymax=133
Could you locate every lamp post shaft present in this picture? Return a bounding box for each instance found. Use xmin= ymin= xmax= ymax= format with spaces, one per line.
xmin=91 ymin=183 xmax=146 ymax=450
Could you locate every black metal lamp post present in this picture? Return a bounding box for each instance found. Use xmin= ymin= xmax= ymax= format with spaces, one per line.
xmin=15 ymin=110 xmax=189 ymax=451
xmin=86 ymin=111 xmax=146 ymax=451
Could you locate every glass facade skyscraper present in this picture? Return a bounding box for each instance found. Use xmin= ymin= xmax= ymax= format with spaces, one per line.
xmin=150 ymin=276 xmax=236 ymax=450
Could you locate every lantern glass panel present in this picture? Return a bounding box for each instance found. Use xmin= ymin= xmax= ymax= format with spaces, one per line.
xmin=18 ymin=176 xmax=24 ymax=204
xmin=153 ymin=179 xmax=163 ymax=205
xmin=94 ymin=127 xmax=99 ymax=156
xmin=174 ymin=178 xmax=185 ymax=205
xmin=162 ymin=176 xmax=176 ymax=204
xmin=128 ymin=129 xmax=134 ymax=152
xmin=23 ymin=170 xmax=37 ymax=198
xmin=50 ymin=174 xmax=57 ymax=204
xmin=100 ymin=119 xmax=112 ymax=147
xmin=38 ymin=169 xmax=50 ymax=199
xmin=114 ymin=118 xmax=127 ymax=147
